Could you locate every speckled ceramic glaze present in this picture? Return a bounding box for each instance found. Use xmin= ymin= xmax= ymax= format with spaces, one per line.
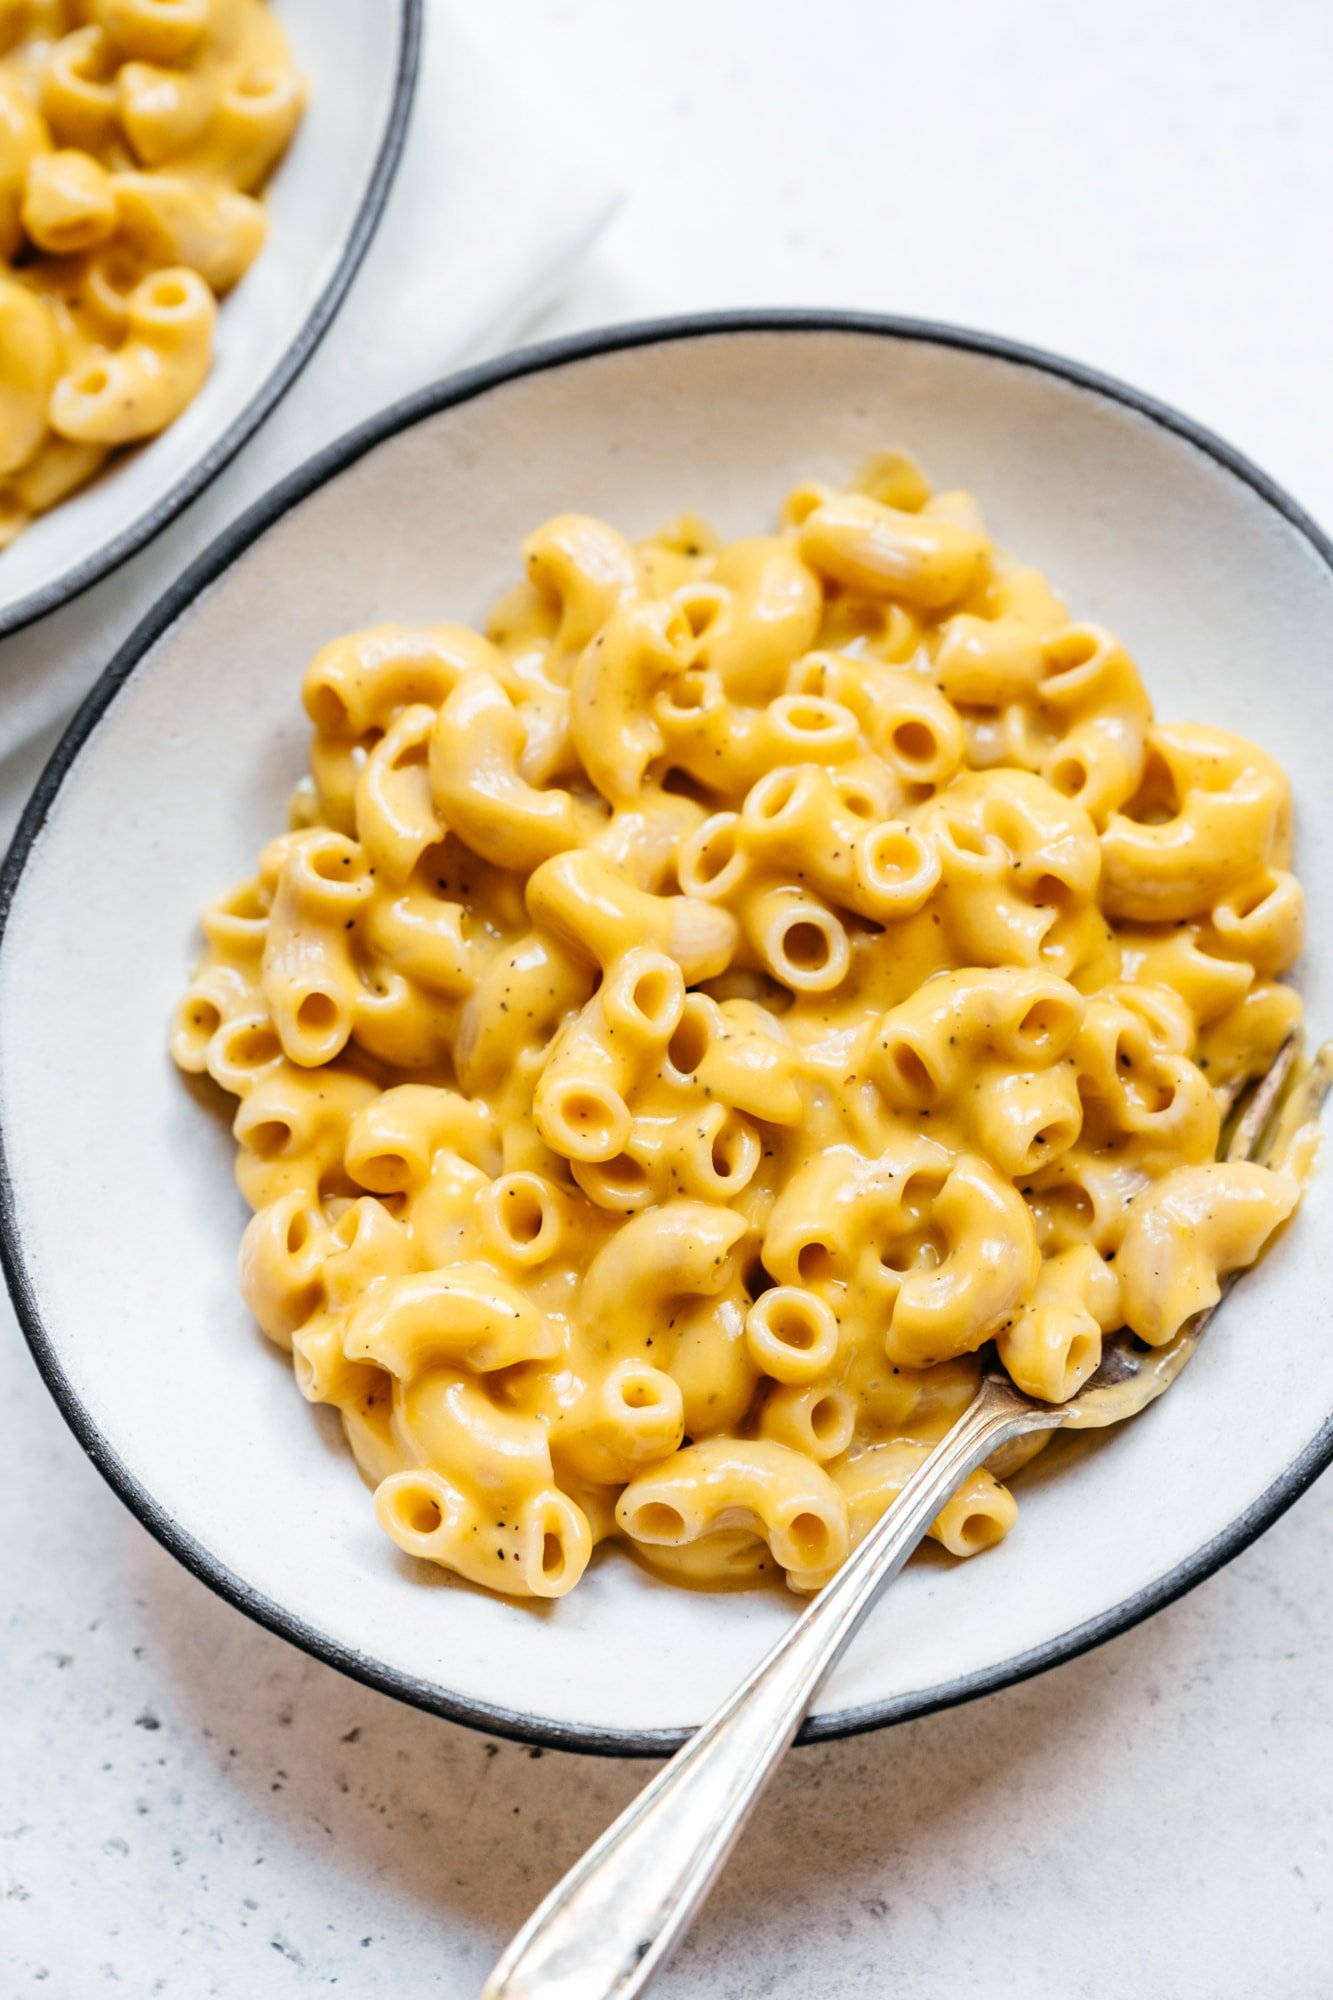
xmin=3 ymin=314 xmax=1332 ymax=1753
xmin=0 ymin=0 xmax=420 ymax=640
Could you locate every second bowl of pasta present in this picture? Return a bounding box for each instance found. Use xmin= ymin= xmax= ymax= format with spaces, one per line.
xmin=2 ymin=312 xmax=1331 ymax=1750
xmin=0 ymin=0 xmax=419 ymax=636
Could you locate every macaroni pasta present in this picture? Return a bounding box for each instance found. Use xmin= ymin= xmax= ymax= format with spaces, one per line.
xmin=173 ymin=452 xmax=1306 ymax=1598
xmin=0 ymin=0 xmax=304 ymax=543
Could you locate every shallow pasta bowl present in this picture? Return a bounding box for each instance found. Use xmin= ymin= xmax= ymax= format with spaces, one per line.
xmin=3 ymin=311 xmax=1333 ymax=1754
xmin=0 ymin=0 xmax=420 ymax=641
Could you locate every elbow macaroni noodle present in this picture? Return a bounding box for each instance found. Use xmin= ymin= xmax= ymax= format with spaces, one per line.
xmin=173 ymin=452 xmax=1308 ymax=1600
xmin=0 ymin=0 xmax=303 ymax=543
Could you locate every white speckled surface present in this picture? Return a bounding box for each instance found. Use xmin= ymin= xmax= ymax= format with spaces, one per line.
xmin=5 ymin=0 xmax=1333 ymax=1994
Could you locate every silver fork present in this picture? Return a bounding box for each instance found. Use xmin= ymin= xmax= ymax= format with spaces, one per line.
xmin=482 ymin=1038 xmax=1318 ymax=2000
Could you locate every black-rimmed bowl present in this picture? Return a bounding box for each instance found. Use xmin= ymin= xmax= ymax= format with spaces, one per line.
xmin=3 ymin=311 xmax=1332 ymax=1753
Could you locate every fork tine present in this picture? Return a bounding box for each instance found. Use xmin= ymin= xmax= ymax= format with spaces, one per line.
xmin=1225 ymin=1034 xmax=1300 ymax=1164
xmin=1058 ymin=1034 xmax=1316 ymax=1430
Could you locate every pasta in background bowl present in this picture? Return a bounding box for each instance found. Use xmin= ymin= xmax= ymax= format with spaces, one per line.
xmin=0 ymin=0 xmax=418 ymax=635
xmin=2 ymin=315 xmax=1332 ymax=1749
xmin=0 ymin=0 xmax=308 ymax=545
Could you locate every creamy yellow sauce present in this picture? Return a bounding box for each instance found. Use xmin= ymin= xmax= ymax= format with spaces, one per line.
xmin=0 ymin=0 xmax=304 ymax=543
xmin=172 ymin=452 xmax=1308 ymax=1598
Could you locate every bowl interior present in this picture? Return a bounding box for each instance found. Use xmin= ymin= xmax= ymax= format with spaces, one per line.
xmin=4 ymin=322 xmax=1333 ymax=1748
xmin=0 ymin=0 xmax=413 ymax=636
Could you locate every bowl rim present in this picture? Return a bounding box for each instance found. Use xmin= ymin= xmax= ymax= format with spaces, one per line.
xmin=3 ymin=306 xmax=1332 ymax=1757
xmin=0 ymin=0 xmax=423 ymax=645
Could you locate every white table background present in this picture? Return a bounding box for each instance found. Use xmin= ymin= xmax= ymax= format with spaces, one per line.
xmin=5 ymin=1 xmax=1333 ymax=1994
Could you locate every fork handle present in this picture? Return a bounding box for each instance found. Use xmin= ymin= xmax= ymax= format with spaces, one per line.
xmin=481 ymin=1375 xmax=1056 ymax=2000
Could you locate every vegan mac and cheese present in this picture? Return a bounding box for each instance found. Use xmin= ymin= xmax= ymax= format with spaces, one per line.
xmin=173 ymin=452 xmax=1304 ymax=1599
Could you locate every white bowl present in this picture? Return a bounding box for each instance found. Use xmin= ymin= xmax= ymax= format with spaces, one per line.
xmin=0 ymin=0 xmax=420 ymax=640
xmin=3 ymin=313 xmax=1332 ymax=1753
